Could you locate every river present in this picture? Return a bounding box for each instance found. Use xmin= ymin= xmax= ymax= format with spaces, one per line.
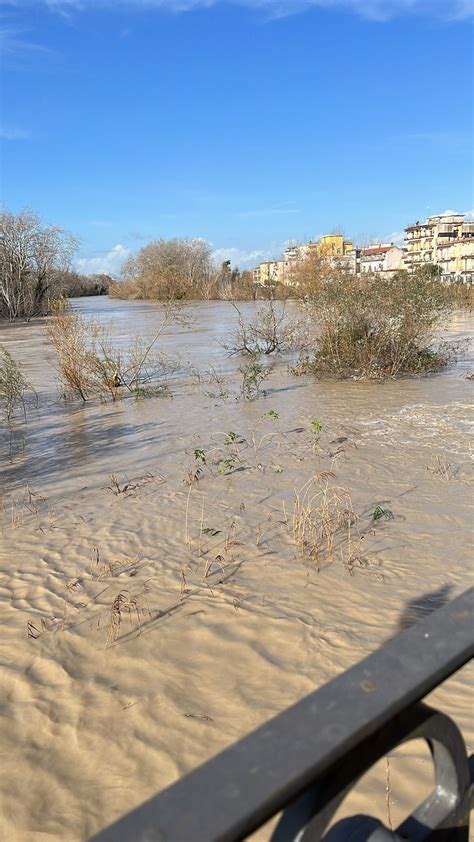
xmin=0 ymin=297 xmax=472 ymax=840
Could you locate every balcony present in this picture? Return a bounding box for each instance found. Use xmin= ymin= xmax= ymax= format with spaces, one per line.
xmin=437 ymin=228 xmax=459 ymax=238
xmin=91 ymin=588 xmax=473 ymax=842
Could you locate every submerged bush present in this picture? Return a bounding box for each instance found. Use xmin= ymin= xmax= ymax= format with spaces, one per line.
xmin=223 ymin=299 xmax=301 ymax=356
xmin=0 ymin=345 xmax=29 ymax=419
xmin=297 ymin=268 xmax=458 ymax=380
xmin=47 ymin=300 xmax=176 ymax=401
xmin=446 ymin=281 xmax=474 ymax=309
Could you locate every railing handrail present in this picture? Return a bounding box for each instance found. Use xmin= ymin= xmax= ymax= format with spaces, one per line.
xmin=91 ymin=588 xmax=474 ymax=841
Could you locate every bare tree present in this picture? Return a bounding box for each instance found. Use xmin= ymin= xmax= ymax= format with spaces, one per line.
xmin=121 ymin=237 xmax=214 ymax=301
xmin=223 ymin=299 xmax=302 ymax=356
xmin=0 ymin=209 xmax=78 ymax=320
xmin=288 ymin=249 xmax=338 ymax=298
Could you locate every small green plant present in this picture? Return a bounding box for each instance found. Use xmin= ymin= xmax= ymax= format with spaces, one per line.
xmin=239 ymin=355 xmax=270 ymax=400
xmin=372 ymin=506 xmax=393 ymax=521
xmin=194 ymin=448 xmax=207 ymax=464
xmin=225 ymin=431 xmax=238 ymax=444
xmin=265 ymin=410 xmax=280 ymax=420
xmin=218 ymin=458 xmax=235 ymax=475
xmin=309 ymin=419 xmax=323 ymax=451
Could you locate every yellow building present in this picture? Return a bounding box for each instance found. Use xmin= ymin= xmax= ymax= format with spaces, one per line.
xmin=436 ymin=237 xmax=474 ymax=282
xmin=307 ymin=233 xmax=353 ymax=257
xmin=253 ymin=233 xmax=356 ymax=287
xmin=254 ymin=260 xmax=286 ymax=286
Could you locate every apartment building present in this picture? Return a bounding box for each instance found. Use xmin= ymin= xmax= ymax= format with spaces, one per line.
xmin=283 ymin=243 xmax=309 ymax=264
xmin=436 ymin=237 xmax=474 ymax=282
xmin=359 ymin=243 xmax=404 ymax=274
xmin=253 ymin=260 xmax=286 ymax=286
xmin=404 ymin=212 xmax=474 ymax=281
xmin=253 ymin=214 xmax=474 ymax=287
xmin=255 ymin=235 xmax=362 ymax=285
xmin=404 ymin=213 xmax=471 ymax=271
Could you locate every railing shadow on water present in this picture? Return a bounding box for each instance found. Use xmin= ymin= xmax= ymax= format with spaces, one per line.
xmin=90 ymin=588 xmax=474 ymax=842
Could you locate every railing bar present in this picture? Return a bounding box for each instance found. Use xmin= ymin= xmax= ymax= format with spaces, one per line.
xmin=91 ymin=587 xmax=474 ymax=842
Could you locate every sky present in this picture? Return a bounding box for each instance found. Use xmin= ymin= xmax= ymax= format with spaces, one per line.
xmin=1 ymin=0 xmax=473 ymax=274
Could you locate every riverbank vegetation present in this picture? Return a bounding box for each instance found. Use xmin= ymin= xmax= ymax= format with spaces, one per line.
xmin=0 ymin=345 xmax=30 ymax=420
xmin=108 ymin=237 xmax=275 ymax=302
xmin=0 ymin=209 xmax=113 ymax=321
xmin=52 ymin=270 xmax=113 ymax=298
xmin=223 ymin=299 xmax=303 ymax=356
xmin=291 ymin=260 xmax=459 ymax=379
xmin=1 ymin=207 xmax=469 ymax=381
xmin=0 ymin=209 xmax=78 ymax=321
xmin=47 ymin=301 xmax=176 ymax=401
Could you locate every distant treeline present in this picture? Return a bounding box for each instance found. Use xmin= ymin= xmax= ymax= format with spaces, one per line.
xmin=2 ymin=207 xmax=471 ymax=322
xmin=0 ymin=208 xmax=114 ymax=320
xmin=108 ymin=237 xmax=293 ymax=302
xmin=54 ymin=270 xmax=113 ymax=299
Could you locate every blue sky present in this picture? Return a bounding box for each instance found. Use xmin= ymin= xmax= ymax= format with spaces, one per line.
xmin=1 ymin=0 xmax=473 ymax=273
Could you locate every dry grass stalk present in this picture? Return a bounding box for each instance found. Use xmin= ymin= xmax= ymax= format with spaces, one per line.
xmin=256 ymin=514 xmax=274 ymax=547
xmin=184 ymin=484 xmax=193 ymax=545
xmin=105 ymin=585 xmax=152 ymax=647
xmin=180 ymin=567 xmax=191 ymax=598
xmin=90 ymin=546 xmax=140 ymax=580
xmin=107 ymin=474 xmax=132 ymax=495
xmin=427 ymin=453 xmax=457 ymax=481
xmin=293 ymin=472 xmax=357 ymax=571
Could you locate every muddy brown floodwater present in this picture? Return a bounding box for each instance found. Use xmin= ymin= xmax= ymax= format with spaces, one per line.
xmin=0 ymin=297 xmax=473 ymax=841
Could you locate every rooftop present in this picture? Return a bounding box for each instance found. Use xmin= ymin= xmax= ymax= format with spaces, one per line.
xmin=361 ymin=244 xmax=396 ymax=255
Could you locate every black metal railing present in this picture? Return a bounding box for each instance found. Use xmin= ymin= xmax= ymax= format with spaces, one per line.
xmin=91 ymin=588 xmax=473 ymax=841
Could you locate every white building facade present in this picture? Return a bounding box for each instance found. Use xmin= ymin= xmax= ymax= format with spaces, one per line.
xmin=359 ymin=244 xmax=404 ymax=274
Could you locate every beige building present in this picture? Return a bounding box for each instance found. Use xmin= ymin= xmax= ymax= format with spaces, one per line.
xmin=404 ymin=213 xmax=474 ymax=274
xmin=281 ymin=244 xmax=308 ymax=285
xmin=253 ymin=260 xmax=286 ymax=286
xmin=283 ymin=234 xmax=355 ymax=277
xmin=436 ymin=237 xmax=474 ymax=282
xmin=254 ymin=245 xmax=308 ymax=287
xmin=359 ymin=243 xmax=404 ymax=275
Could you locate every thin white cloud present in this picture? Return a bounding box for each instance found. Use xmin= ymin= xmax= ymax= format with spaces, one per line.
xmin=0 ymin=125 xmax=29 ymax=140
xmin=75 ymin=243 xmax=130 ymax=276
xmin=0 ymin=24 xmax=54 ymax=58
xmin=1 ymin=0 xmax=472 ymax=20
xmin=384 ymin=231 xmax=405 ymax=246
xmin=212 ymin=245 xmax=282 ymax=268
xmin=441 ymin=208 xmax=474 ymax=218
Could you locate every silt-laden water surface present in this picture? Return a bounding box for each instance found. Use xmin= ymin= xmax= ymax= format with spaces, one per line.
xmin=0 ymin=297 xmax=472 ymax=840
